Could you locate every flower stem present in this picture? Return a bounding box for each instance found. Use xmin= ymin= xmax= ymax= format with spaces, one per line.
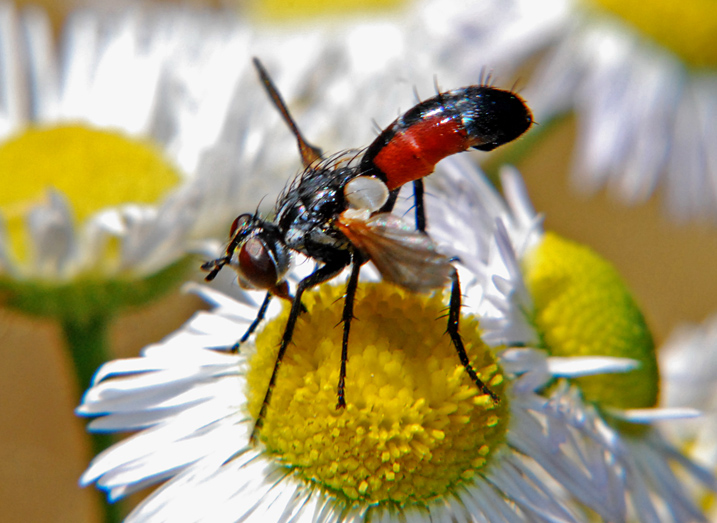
xmin=62 ymin=315 xmax=125 ymax=523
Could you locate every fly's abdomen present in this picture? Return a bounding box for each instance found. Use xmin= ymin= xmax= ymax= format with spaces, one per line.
xmin=361 ymin=85 xmax=532 ymax=191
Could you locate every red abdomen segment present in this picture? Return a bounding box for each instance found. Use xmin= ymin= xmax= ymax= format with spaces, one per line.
xmin=370 ymin=116 xmax=471 ymax=191
xmin=360 ymin=85 xmax=532 ymax=190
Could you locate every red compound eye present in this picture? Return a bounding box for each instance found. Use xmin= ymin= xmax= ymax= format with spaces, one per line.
xmin=230 ymin=213 xmax=253 ymax=238
xmin=237 ymin=237 xmax=278 ymax=290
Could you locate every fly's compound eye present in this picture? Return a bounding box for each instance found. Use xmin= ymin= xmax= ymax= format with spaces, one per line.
xmin=344 ymin=176 xmax=389 ymax=212
xmin=229 ymin=213 xmax=253 ymax=238
xmin=235 ymin=237 xmax=280 ymax=290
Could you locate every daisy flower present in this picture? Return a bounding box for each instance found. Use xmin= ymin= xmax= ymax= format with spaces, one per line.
xmin=426 ymin=155 xmax=716 ymax=520
xmin=0 ymin=3 xmax=283 ymax=347
xmin=507 ymin=0 xmax=717 ymax=222
xmin=78 ymin=263 xmax=651 ymax=522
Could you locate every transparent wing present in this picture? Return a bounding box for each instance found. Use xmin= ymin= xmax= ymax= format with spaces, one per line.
xmin=338 ymin=211 xmax=454 ymax=293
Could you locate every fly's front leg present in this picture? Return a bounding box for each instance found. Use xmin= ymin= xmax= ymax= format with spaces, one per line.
xmin=447 ymin=270 xmax=500 ymax=403
xmin=250 ymin=257 xmax=351 ymax=444
xmin=336 ymin=252 xmax=365 ymax=409
xmin=229 ymin=292 xmax=273 ymax=353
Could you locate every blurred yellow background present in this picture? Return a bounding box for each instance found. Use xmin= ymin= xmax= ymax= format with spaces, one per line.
xmin=1 ymin=1 xmax=715 ymax=521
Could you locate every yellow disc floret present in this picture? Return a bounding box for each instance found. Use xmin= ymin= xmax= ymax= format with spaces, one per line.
xmin=246 ymin=281 xmax=507 ymax=508
xmin=522 ymin=232 xmax=658 ymax=410
xmin=588 ymin=0 xmax=717 ymax=68
xmin=0 ymin=124 xmax=181 ymax=263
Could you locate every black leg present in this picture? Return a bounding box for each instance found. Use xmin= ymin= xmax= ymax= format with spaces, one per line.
xmin=336 ymin=252 xmax=364 ymax=409
xmin=447 ymin=270 xmax=500 ymax=403
xmin=412 ymin=179 xmax=426 ymax=233
xmin=376 ymin=182 xmax=427 ymax=233
xmin=201 ymin=256 xmax=229 ymax=281
xmin=229 ymin=292 xmax=273 ymax=353
xmin=379 ymin=188 xmax=399 ymax=215
xmin=250 ymin=257 xmax=350 ymax=444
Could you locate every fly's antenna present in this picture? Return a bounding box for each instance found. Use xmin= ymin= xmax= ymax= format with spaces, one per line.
xmin=252 ymin=57 xmax=323 ymax=168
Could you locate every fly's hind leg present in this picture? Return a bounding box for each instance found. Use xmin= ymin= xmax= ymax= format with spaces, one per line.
xmin=446 ymin=270 xmax=500 ymax=403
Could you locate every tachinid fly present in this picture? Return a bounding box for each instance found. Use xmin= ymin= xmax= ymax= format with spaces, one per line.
xmin=202 ymin=58 xmax=533 ymax=443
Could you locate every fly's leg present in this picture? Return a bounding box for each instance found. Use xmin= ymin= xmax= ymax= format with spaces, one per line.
xmin=229 ymin=292 xmax=273 ymax=353
xmin=201 ymin=256 xmax=230 ymax=281
xmin=412 ymin=179 xmax=426 ymax=233
xmin=447 ymin=270 xmax=500 ymax=403
xmin=230 ymin=285 xmax=308 ymax=353
xmin=377 ymin=180 xmax=427 ymax=233
xmin=336 ymin=252 xmax=365 ymax=409
xmin=250 ymin=257 xmax=350 ymax=445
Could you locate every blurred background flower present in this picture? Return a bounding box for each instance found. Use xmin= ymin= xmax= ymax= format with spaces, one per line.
xmin=492 ymin=0 xmax=717 ymax=223
xmin=1 ymin=0 xmax=716 ymax=521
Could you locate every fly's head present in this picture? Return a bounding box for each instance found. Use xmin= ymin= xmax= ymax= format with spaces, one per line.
xmin=202 ymin=213 xmax=292 ymax=299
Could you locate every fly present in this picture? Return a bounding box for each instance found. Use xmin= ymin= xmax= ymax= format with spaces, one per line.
xmin=202 ymin=58 xmax=533 ymax=443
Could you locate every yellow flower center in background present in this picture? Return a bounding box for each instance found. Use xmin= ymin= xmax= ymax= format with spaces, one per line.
xmin=589 ymin=0 xmax=717 ymax=67
xmin=0 ymin=125 xmax=180 ymax=263
xmin=522 ymin=232 xmax=658 ymax=411
xmin=246 ymin=281 xmax=508 ymax=507
xmin=249 ymin=0 xmax=405 ymax=20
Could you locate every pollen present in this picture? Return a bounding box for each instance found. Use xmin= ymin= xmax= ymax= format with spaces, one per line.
xmin=245 ymin=281 xmax=508 ymax=507
xmin=0 ymin=125 xmax=180 ymax=263
xmin=589 ymin=0 xmax=717 ymax=68
xmin=522 ymin=232 xmax=659 ymax=410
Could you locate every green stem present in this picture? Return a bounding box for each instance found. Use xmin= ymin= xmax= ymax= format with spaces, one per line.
xmin=62 ymin=315 xmax=125 ymax=523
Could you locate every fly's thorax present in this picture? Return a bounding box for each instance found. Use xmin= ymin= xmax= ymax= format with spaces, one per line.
xmin=274 ymin=155 xmax=364 ymax=260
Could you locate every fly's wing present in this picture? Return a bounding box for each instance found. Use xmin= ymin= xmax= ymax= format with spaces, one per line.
xmin=338 ymin=210 xmax=454 ymax=293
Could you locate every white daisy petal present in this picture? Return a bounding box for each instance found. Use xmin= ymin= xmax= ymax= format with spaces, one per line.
xmin=610 ymin=407 xmax=702 ymax=423
xmin=547 ymin=356 xmax=639 ymax=377
xmin=27 ymin=190 xmax=77 ymax=277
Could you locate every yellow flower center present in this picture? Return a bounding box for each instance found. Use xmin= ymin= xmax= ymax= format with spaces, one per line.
xmin=522 ymin=232 xmax=659 ymax=410
xmin=246 ymin=281 xmax=508 ymax=508
xmin=588 ymin=0 xmax=717 ymax=67
xmin=0 ymin=125 xmax=180 ymax=263
xmin=249 ymin=0 xmax=405 ymax=20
